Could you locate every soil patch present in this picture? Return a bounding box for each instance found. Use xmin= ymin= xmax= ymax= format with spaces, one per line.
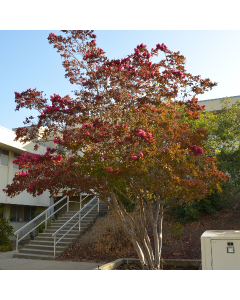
xmin=114 ymin=263 xmax=199 ymax=270
xmin=56 ymin=209 xmax=240 ymax=264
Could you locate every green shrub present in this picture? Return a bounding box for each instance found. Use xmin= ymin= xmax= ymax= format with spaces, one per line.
xmin=169 ymin=222 xmax=183 ymax=239
xmin=0 ymin=205 xmax=15 ymax=247
xmin=0 ymin=245 xmax=13 ymax=252
xmin=168 ymin=188 xmax=232 ymax=224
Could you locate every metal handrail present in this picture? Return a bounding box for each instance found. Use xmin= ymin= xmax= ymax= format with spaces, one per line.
xmin=52 ymin=196 xmax=98 ymax=237
xmin=56 ymin=202 xmax=98 ymax=244
xmin=14 ymin=195 xmax=67 ymax=235
xmin=14 ymin=194 xmax=70 ymax=253
xmin=52 ymin=196 xmax=100 ymax=257
xmin=16 ymin=199 xmax=71 ymax=244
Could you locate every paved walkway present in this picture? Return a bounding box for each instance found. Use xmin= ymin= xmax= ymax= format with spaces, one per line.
xmin=0 ymin=251 xmax=103 ymax=270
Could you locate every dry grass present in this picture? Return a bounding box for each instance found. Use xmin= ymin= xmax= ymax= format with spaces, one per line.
xmin=57 ymin=210 xmax=185 ymax=263
xmin=57 ymin=208 xmax=240 ymax=263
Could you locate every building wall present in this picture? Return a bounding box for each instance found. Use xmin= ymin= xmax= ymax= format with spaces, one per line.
xmin=0 ymin=165 xmax=8 ymax=203
xmin=2 ymin=203 xmax=46 ymax=240
xmin=0 ymin=125 xmax=52 ymax=241
xmin=199 ymin=95 xmax=240 ymax=111
xmin=0 ymin=125 xmax=87 ymax=241
xmin=0 ymin=151 xmax=50 ymax=207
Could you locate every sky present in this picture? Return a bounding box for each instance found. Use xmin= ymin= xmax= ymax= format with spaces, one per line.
xmin=1 ymin=30 xmax=240 ymax=130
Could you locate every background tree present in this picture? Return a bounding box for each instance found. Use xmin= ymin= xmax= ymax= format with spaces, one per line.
xmin=197 ymin=98 xmax=240 ymax=188
xmin=3 ymin=30 xmax=229 ymax=269
xmin=169 ymin=98 xmax=240 ymax=223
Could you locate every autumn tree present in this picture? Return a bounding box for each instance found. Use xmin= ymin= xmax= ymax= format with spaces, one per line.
xmin=3 ymin=30 xmax=229 ymax=269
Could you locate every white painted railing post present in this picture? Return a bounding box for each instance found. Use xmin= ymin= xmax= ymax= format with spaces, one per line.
xmin=54 ymin=236 xmax=56 ymax=258
xmin=16 ymin=233 xmax=19 ymax=253
xmin=79 ymin=194 xmax=82 ymax=232
xmin=67 ymin=196 xmax=69 ymax=212
xmin=79 ymin=212 xmax=81 ymax=232
xmin=45 ymin=211 xmax=48 ymax=230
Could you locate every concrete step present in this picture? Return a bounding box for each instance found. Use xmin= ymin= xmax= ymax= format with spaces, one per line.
xmin=13 ymin=200 xmax=107 ymax=261
xmin=41 ymin=228 xmax=88 ymax=238
xmin=45 ymin=227 xmax=86 ymax=233
xmin=53 ymin=218 xmax=95 ymax=224
xmin=56 ymin=217 xmax=97 ymax=223
xmin=50 ymin=222 xmax=92 ymax=229
xmin=59 ymin=211 xmax=98 ymax=217
xmin=64 ymin=203 xmax=107 ymax=215
xmin=49 ymin=221 xmax=93 ymax=228
xmin=64 ymin=204 xmax=102 ymax=211
xmin=55 ymin=220 xmax=96 ymax=226
xmin=47 ymin=221 xmax=91 ymax=227
xmin=45 ymin=224 xmax=85 ymax=230
xmin=60 ymin=212 xmax=98 ymax=217
xmin=36 ymin=232 xmax=80 ymax=239
xmin=24 ymin=244 xmax=67 ymax=252
xmin=44 ymin=229 xmax=82 ymax=235
xmin=63 ymin=210 xmax=97 ymax=216
xmin=44 ymin=228 xmax=88 ymax=234
xmin=29 ymin=240 xmax=71 ymax=247
xmin=19 ymin=248 xmax=61 ymax=256
xmin=33 ymin=236 xmax=77 ymax=243
xmin=13 ymin=253 xmax=55 ymax=260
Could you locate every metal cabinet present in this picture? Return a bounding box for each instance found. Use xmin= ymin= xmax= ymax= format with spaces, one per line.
xmin=201 ymin=230 xmax=240 ymax=270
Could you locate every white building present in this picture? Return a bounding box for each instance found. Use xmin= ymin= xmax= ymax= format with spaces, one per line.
xmin=0 ymin=125 xmax=87 ymax=240
xmin=199 ymin=95 xmax=240 ymax=111
xmin=0 ymin=125 xmax=51 ymax=238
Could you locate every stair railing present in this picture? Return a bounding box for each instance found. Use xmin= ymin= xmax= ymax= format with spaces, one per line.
xmin=52 ymin=196 xmax=100 ymax=257
xmin=14 ymin=193 xmax=90 ymax=253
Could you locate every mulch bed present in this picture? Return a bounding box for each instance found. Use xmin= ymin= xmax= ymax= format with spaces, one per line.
xmin=114 ymin=263 xmax=199 ymax=270
xmin=56 ymin=209 xmax=240 ymax=264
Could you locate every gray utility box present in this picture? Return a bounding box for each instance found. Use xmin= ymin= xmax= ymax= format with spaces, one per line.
xmin=201 ymin=230 xmax=240 ymax=270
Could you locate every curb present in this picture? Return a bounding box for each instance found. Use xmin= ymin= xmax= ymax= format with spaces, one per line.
xmin=93 ymin=258 xmax=202 ymax=270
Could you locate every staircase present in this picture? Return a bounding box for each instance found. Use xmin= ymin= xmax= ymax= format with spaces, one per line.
xmin=13 ymin=200 xmax=108 ymax=260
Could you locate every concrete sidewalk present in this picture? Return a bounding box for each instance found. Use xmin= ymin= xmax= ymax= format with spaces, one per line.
xmin=0 ymin=251 xmax=103 ymax=270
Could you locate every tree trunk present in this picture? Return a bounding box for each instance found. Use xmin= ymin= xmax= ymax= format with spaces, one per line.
xmin=100 ymin=192 xmax=165 ymax=270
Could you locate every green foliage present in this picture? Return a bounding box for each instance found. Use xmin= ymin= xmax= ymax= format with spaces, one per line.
xmin=168 ymin=187 xmax=232 ymax=224
xmin=190 ymin=98 xmax=240 ymax=155
xmin=110 ymin=181 xmax=136 ymax=213
xmin=169 ymin=99 xmax=240 ymax=224
xmin=0 ymin=245 xmax=13 ymax=252
xmin=0 ymin=206 xmax=14 ymax=247
xmin=216 ymin=148 xmax=240 ymax=188
xmin=115 ymin=192 xmax=135 ymax=213
xmin=169 ymin=222 xmax=183 ymax=238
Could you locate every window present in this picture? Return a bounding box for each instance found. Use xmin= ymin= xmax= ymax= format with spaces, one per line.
xmin=10 ymin=205 xmax=23 ymax=221
xmin=24 ymin=206 xmax=31 ymax=222
xmin=10 ymin=205 xmax=38 ymax=222
xmin=0 ymin=205 xmax=3 ymax=218
xmin=0 ymin=148 xmax=9 ymax=166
